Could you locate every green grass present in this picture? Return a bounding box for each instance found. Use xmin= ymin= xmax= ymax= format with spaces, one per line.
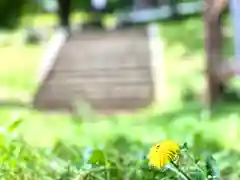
xmin=0 ymin=45 xmax=43 ymax=100
xmin=21 ymin=12 xmax=86 ymax=28
xmin=0 ymin=14 xmax=240 ymax=179
xmin=0 ymin=103 xmax=239 ymax=179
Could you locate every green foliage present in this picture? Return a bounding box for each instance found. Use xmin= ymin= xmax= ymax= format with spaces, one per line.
xmin=0 ymin=102 xmax=239 ymax=179
xmin=88 ymin=149 xmax=106 ymax=165
xmin=205 ymin=154 xmax=221 ymax=180
xmin=0 ymin=0 xmax=27 ymax=29
xmin=0 ymin=117 xmax=237 ymax=180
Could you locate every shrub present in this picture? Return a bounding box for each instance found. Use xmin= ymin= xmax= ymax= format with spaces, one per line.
xmin=0 ymin=0 xmax=27 ymax=29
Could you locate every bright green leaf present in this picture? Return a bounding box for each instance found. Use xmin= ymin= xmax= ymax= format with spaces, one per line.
xmin=88 ymin=149 xmax=106 ymax=165
xmin=204 ymin=154 xmax=221 ymax=180
xmin=7 ymin=117 xmax=23 ymax=133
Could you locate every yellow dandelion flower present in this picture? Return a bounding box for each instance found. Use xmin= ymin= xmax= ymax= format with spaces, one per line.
xmin=148 ymin=140 xmax=180 ymax=169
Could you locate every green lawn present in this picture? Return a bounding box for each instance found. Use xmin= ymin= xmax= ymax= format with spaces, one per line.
xmin=0 ymin=45 xmax=43 ymax=101
xmin=0 ymin=14 xmax=240 ymax=179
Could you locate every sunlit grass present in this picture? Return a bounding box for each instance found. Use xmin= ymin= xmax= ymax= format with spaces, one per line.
xmin=0 ymin=102 xmax=239 ymax=151
xmin=0 ymin=45 xmax=43 ymax=100
xmin=21 ymin=12 xmax=86 ymax=28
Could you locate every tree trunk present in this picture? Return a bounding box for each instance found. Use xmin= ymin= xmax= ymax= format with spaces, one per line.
xmin=204 ymin=0 xmax=223 ymax=107
xmin=57 ymin=0 xmax=71 ymax=28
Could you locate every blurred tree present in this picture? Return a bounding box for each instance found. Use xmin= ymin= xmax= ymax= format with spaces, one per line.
xmin=72 ymin=0 xmax=90 ymax=11
xmin=203 ymin=0 xmax=226 ymax=106
xmin=57 ymin=0 xmax=71 ymax=28
xmin=0 ymin=0 xmax=26 ymax=29
xmin=107 ymin=0 xmax=133 ymax=11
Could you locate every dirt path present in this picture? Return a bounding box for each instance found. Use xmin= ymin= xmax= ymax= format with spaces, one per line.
xmin=34 ymin=26 xmax=155 ymax=113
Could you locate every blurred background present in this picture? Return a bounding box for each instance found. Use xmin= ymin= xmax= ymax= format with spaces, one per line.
xmin=1 ymin=0 xmax=240 ymax=179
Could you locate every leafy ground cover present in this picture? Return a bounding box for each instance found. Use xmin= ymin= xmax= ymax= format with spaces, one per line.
xmin=0 ymin=14 xmax=239 ymax=179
